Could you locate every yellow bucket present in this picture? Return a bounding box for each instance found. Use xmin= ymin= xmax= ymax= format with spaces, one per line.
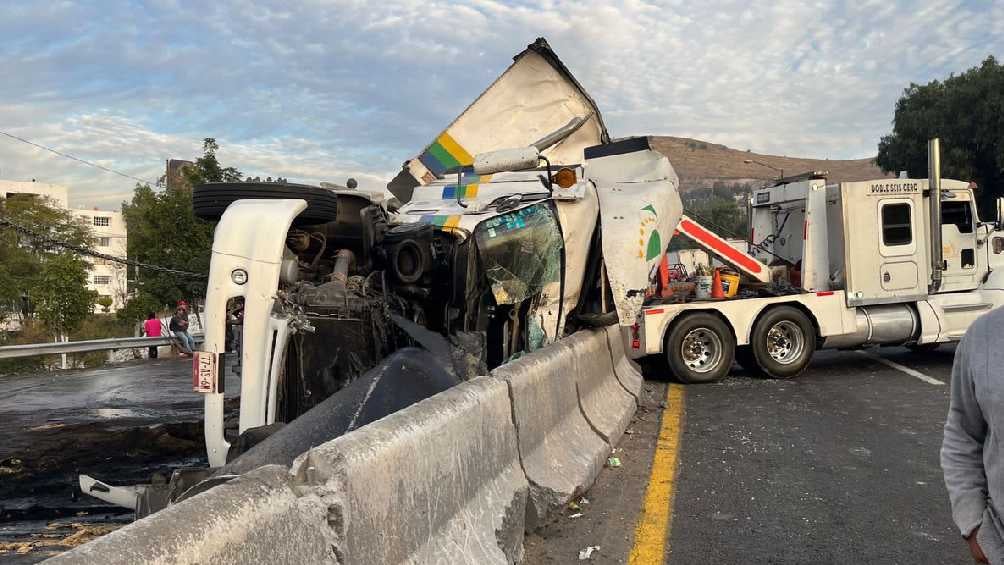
xmin=720 ymin=272 xmax=740 ymax=297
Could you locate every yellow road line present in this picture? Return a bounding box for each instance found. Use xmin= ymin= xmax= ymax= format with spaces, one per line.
xmin=628 ymin=384 xmax=686 ymax=565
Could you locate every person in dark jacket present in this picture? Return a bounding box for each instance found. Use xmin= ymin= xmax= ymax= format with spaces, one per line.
xmin=170 ymin=303 xmax=195 ymax=357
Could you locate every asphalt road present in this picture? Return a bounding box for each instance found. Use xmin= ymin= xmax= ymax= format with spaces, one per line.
xmin=0 ymin=358 xmax=238 ymax=563
xmin=526 ymin=345 xmax=970 ymax=564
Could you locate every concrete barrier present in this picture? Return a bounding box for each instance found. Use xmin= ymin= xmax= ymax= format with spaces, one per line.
xmin=52 ymin=329 xmax=643 ymax=563
xmin=605 ymin=325 xmax=644 ymax=399
xmin=47 ymin=465 xmax=334 ymax=564
xmin=491 ymin=343 xmax=608 ymax=529
xmin=563 ymin=329 xmax=635 ymax=446
xmin=293 ymin=376 xmax=528 ymax=564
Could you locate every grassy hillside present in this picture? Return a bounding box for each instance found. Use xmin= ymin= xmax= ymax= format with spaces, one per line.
xmin=649 ymin=136 xmax=892 ymax=192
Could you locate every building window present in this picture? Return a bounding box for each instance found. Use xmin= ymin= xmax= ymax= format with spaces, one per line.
xmin=881 ymin=203 xmax=913 ymax=246
xmin=93 ymin=275 xmax=112 ymax=285
xmin=98 ymin=237 xmax=111 ymax=247
xmin=94 ymin=217 xmax=110 ymax=227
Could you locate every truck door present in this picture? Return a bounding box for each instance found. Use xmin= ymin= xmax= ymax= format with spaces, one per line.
xmin=842 ymin=180 xmax=928 ymax=306
xmin=938 ymin=197 xmax=979 ymax=292
xmin=877 ymin=199 xmax=923 ymax=294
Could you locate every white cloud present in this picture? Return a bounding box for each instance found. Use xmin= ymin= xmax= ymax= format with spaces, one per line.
xmin=0 ymin=0 xmax=1001 ymax=209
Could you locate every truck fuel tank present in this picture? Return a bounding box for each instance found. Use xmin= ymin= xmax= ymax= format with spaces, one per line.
xmin=823 ymin=304 xmax=920 ymax=349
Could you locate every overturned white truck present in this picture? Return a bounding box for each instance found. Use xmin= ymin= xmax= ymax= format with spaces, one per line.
xmin=80 ymin=39 xmax=683 ymax=514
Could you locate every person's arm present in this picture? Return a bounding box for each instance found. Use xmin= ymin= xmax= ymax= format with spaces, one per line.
xmin=941 ymin=327 xmax=989 ymax=540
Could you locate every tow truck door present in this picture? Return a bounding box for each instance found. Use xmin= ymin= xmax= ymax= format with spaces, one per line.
xmin=842 ymin=180 xmax=928 ymax=306
xmin=938 ymin=192 xmax=980 ymax=293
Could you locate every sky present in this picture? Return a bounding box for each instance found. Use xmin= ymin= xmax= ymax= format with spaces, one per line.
xmin=0 ymin=0 xmax=1001 ymax=210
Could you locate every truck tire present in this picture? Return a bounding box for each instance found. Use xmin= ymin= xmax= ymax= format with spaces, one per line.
xmin=665 ymin=313 xmax=734 ymax=384
xmin=750 ymin=306 xmax=816 ymax=379
xmin=192 ymin=182 xmax=340 ymax=225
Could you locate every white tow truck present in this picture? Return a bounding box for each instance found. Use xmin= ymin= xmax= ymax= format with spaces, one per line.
xmin=633 ymin=140 xmax=1004 ymax=382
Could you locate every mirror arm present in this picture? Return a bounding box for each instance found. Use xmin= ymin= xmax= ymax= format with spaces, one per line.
xmin=540 ymin=155 xmax=553 ymax=197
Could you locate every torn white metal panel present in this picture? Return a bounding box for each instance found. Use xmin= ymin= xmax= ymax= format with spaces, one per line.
xmin=586 ymin=138 xmax=683 ymax=326
xmin=78 ymin=475 xmax=145 ymax=510
xmin=389 ymin=38 xmax=607 ymax=201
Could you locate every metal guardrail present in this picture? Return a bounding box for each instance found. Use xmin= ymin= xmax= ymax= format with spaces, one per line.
xmin=0 ymin=334 xmax=205 ymax=360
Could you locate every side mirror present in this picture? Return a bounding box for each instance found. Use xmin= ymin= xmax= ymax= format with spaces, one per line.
xmin=473 ymin=147 xmax=541 ymax=175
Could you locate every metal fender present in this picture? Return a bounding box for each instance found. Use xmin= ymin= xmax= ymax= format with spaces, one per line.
xmin=585 ymin=138 xmax=683 ymax=326
xmin=203 ymin=198 xmax=306 ymax=468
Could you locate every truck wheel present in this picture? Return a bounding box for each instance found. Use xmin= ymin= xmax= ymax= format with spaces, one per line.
xmin=735 ymin=345 xmax=763 ymax=376
xmin=750 ymin=306 xmax=816 ymax=379
xmin=192 ymin=182 xmax=341 ymax=225
xmin=666 ymin=313 xmax=734 ymax=384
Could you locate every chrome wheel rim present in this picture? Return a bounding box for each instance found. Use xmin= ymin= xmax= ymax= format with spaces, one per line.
xmin=766 ymin=320 xmax=805 ymax=365
xmin=681 ymin=328 xmax=724 ymax=374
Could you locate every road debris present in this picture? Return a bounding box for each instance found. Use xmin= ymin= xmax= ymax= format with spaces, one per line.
xmin=607 ymin=456 xmax=622 ymax=468
xmin=578 ymin=545 xmax=601 ymax=560
xmin=569 ymin=513 xmax=583 ymax=519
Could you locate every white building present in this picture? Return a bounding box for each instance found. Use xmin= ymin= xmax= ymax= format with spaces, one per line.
xmin=0 ymin=180 xmax=129 ymax=313
xmin=70 ymin=208 xmax=129 ymax=312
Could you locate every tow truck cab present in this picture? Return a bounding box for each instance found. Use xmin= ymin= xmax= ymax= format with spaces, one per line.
xmin=636 ymin=161 xmax=1004 ymax=383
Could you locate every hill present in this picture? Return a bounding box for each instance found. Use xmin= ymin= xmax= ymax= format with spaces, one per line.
xmin=649 ymin=136 xmax=892 ymax=192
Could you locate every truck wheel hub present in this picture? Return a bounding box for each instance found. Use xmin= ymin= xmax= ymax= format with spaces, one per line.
xmin=681 ymin=328 xmax=723 ymax=373
xmin=766 ymin=321 xmax=804 ymax=365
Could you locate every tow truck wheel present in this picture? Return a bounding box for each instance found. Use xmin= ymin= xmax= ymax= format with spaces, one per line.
xmin=666 ymin=313 xmax=734 ymax=384
xmin=750 ymin=306 xmax=816 ymax=379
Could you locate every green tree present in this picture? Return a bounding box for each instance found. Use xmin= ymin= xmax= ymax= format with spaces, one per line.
xmin=877 ymin=56 xmax=1004 ymax=214
xmin=182 ymin=138 xmax=243 ymax=186
xmin=96 ymin=295 xmax=113 ymax=313
xmin=121 ymin=138 xmax=243 ymax=321
xmin=34 ymin=253 xmax=97 ymax=336
xmin=0 ymin=196 xmax=95 ymax=334
xmin=672 ymin=194 xmax=748 ymax=251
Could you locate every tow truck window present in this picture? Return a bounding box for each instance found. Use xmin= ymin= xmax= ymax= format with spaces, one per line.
xmin=474 ymin=203 xmax=563 ymax=305
xmin=941 ymin=201 xmax=974 ymax=233
xmin=881 ymin=203 xmax=912 ymax=246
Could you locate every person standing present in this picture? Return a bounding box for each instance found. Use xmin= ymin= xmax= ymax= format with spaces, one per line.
xmin=142 ymin=312 xmax=162 ymax=359
xmin=170 ymin=302 xmax=195 ymax=357
xmin=942 ymin=308 xmax=1004 ymax=564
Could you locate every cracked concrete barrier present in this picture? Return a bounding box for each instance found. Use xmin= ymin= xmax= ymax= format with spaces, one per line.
xmin=294 ymin=375 xmax=529 ymax=565
xmin=491 ymin=341 xmax=608 ymax=530
xmin=562 ymin=329 xmax=635 ymax=446
xmin=47 ymin=465 xmax=335 ymax=565
xmin=605 ymin=324 xmax=644 ymax=399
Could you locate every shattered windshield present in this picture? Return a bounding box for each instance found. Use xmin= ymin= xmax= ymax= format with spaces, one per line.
xmin=474 ymin=203 xmax=563 ymax=305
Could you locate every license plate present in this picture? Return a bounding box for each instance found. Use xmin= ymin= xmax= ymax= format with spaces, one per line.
xmin=193 ymin=352 xmax=221 ymax=393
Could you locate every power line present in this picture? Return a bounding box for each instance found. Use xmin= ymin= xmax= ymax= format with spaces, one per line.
xmin=0 ymin=215 xmax=207 ymax=279
xmin=0 ymin=130 xmax=155 ymax=186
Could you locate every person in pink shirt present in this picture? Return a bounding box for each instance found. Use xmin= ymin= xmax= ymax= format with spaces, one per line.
xmin=142 ymin=312 xmax=162 ymax=359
